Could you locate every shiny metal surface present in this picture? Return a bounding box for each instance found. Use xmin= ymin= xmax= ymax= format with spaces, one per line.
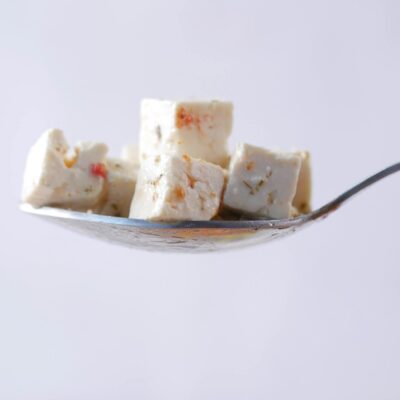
xmin=20 ymin=162 xmax=400 ymax=252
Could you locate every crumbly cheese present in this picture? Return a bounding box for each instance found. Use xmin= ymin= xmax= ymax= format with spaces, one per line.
xmin=292 ymin=151 xmax=312 ymax=214
xmin=96 ymin=158 xmax=138 ymax=217
xmin=223 ymin=143 xmax=301 ymax=219
xmin=22 ymin=129 xmax=108 ymax=210
xmin=139 ymin=99 xmax=233 ymax=167
xmin=129 ymin=153 xmax=225 ymax=221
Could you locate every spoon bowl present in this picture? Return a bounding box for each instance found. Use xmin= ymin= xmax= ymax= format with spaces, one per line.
xmin=20 ymin=162 xmax=400 ymax=252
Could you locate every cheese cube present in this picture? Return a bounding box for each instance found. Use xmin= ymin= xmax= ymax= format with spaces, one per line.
xmin=121 ymin=144 xmax=140 ymax=166
xmin=96 ymin=158 xmax=138 ymax=217
xmin=223 ymin=143 xmax=301 ymax=219
xmin=22 ymin=129 xmax=108 ymax=210
xmin=293 ymin=151 xmax=312 ymax=214
xmin=139 ymin=99 xmax=233 ymax=167
xmin=129 ymin=154 xmax=225 ymax=221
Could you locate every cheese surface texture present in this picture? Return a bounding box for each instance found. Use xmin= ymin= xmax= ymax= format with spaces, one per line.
xmin=223 ymin=143 xmax=301 ymax=219
xmin=139 ymin=99 xmax=233 ymax=167
xmin=96 ymin=158 xmax=138 ymax=217
xmin=22 ymin=129 xmax=108 ymax=210
xmin=130 ymin=154 xmax=225 ymax=221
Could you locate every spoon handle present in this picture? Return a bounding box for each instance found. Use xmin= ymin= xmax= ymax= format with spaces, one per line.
xmin=311 ymin=161 xmax=400 ymax=219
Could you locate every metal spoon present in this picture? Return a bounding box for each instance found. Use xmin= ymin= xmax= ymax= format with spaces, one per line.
xmin=20 ymin=162 xmax=400 ymax=253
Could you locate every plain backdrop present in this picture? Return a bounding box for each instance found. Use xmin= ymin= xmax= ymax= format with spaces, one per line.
xmin=1 ymin=0 xmax=399 ymax=399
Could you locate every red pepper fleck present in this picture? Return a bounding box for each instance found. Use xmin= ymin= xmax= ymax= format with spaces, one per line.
xmin=90 ymin=163 xmax=107 ymax=179
xmin=177 ymin=107 xmax=191 ymax=128
xmin=176 ymin=106 xmax=201 ymax=129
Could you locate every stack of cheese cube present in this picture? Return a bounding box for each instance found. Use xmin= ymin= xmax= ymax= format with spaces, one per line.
xmin=21 ymin=129 xmax=139 ymax=218
xmin=22 ymin=99 xmax=311 ymax=221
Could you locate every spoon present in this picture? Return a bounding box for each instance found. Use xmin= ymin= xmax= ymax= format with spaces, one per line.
xmin=20 ymin=162 xmax=400 ymax=253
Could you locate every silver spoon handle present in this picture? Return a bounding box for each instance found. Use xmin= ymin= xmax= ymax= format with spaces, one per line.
xmin=311 ymin=161 xmax=400 ymax=220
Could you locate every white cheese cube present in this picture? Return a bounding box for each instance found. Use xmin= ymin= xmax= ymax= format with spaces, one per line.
xmin=223 ymin=143 xmax=301 ymax=219
xmin=22 ymin=129 xmax=108 ymax=210
xmin=129 ymin=154 xmax=225 ymax=221
xmin=139 ymin=99 xmax=233 ymax=167
xmin=121 ymin=144 xmax=140 ymax=166
xmin=293 ymin=151 xmax=312 ymax=214
xmin=96 ymin=158 xmax=138 ymax=217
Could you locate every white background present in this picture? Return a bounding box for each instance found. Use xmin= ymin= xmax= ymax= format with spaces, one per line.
xmin=1 ymin=0 xmax=399 ymax=399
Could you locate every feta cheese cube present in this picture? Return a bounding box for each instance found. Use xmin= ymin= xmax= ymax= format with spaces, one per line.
xmin=139 ymin=99 xmax=233 ymax=167
xmin=292 ymin=151 xmax=312 ymax=214
xmin=223 ymin=143 xmax=301 ymax=219
xmin=129 ymin=154 xmax=225 ymax=221
xmin=96 ymin=158 xmax=138 ymax=217
xmin=22 ymin=129 xmax=108 ymax=210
